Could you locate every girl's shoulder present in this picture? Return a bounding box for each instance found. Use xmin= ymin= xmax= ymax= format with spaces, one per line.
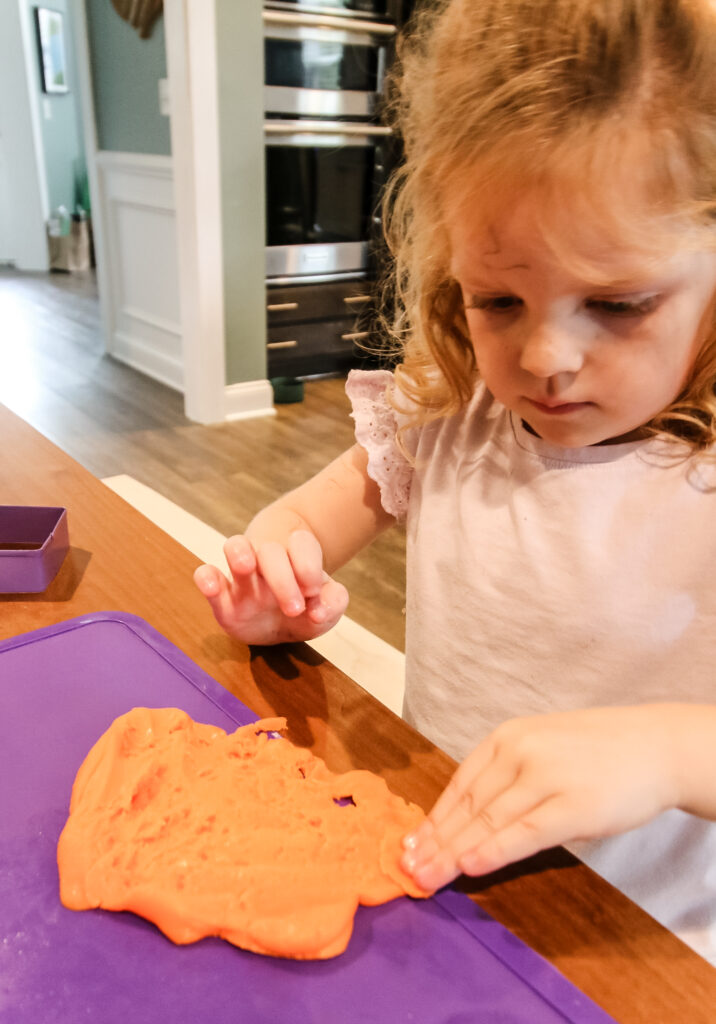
xmin=345 ymin=369 xmax=415 ymax=521
xmin=345 ymin=369 xmax=499 ymax=520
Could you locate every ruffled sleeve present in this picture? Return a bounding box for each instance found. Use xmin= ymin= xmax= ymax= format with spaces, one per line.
xmin=345 ymin=369 xmax=413 ymax=522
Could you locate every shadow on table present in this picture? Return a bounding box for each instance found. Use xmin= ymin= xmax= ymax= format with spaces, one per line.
xmin=0 ymin=546 xmax=91 ymax=603
xmin=250 ymin=642 xmax=445 ymax=785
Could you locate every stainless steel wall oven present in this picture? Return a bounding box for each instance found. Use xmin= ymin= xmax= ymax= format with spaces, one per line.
xmin=265 ymin=119 xmax=392 ymax=282
xmin=263 ymin=1 xmax=410 ymax=378
xmin=264 ymin=9 xmax=396 ymax=119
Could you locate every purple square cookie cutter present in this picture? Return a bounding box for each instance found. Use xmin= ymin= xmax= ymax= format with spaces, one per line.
xmin=0 ymin=505 xmax=69 ymax=593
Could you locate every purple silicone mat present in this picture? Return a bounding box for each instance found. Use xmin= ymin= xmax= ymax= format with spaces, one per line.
xmin=0 ymin=612 xmax=616 ymax=1024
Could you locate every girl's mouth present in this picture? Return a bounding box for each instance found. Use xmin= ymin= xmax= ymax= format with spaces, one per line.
xmin=526 ymin=398 xmax=591 ymax=416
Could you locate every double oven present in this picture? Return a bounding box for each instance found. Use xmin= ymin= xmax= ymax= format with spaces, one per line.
xmin=263 ymin=0 xmax=407 ymax=378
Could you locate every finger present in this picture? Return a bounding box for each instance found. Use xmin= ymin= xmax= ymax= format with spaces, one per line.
xmin=305 ymin=577 xmax=349 ymax=627
xmin=402 ymin=845 xmax=460 ymax=893
xmin=287 ymin=530 xmax=324 ymax=598
xmin=401 ymin=756 xmax=491 ymax=859
xmin=193 ymin=563 xmax=225 ymax=599
xmin=403 ymin=740 xmax=511 ymax=865
xmin=401 ymin=752 xmax=525 ymax=888
xmin=193 ymin=565 xmax=246 ymax=632
xmin=457 ymin=796 xmax=569 ymax=877
xmin=255 ymin=541 xmax=306 ymax=616
xmin=223 ymin=535 xmax=257 ymax=579
xmin=429 ymin=739 xmax=499 ymax=832
xmin=409 ymin=780 xmax=548 ymax=890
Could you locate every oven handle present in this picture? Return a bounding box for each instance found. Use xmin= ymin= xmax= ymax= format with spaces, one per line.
xmin=265 ymin=120 xmax=392 ymax=137
xmin=262 ymin=10 xmax=397 ymax=36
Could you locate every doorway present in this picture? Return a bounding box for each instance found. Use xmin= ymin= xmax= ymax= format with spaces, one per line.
xmin=0 ymin=0 xmax=53 ymax=269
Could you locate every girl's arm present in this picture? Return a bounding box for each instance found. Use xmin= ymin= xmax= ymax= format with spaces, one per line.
xmin=401 ymin=703 xmax=716 ymax=891
xmin=194 ymin=443 xmax=395 ymax=644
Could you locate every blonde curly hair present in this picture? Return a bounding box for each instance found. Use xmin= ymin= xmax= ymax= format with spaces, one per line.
xmin=381 ymin=0 xmax=716 ymax=449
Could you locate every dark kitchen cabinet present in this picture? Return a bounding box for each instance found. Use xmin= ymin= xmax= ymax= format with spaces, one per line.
xmin=266 ymin=278 xmax=385 ymax=377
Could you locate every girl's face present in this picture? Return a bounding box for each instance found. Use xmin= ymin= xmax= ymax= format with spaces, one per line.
xmin=448 ymin=193 xmax=716 ymax=446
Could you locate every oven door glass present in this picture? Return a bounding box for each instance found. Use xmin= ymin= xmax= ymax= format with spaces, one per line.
xmin=265 ymin=124 xmax=389 ymax=279
xmin=267 ymin=145 xmax=374 ymax=245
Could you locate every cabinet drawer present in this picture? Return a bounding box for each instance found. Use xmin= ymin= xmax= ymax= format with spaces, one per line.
xmin=267 ymin=318 xmax=372 ymax=355
xmin=267 ymin=318 xmax=374 ymax=377
xmin=266 ymin=280 xmax=375 ymax=325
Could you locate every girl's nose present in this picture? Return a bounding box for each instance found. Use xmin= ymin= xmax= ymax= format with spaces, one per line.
xmin=519 ymin=323 xmax=584 ymax=379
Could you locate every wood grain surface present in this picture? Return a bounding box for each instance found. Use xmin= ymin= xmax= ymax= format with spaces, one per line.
xmin=2 ymin=402 xmax=715 ymax=1022
xmin=0 ymin=268 xmax=408 ymax=651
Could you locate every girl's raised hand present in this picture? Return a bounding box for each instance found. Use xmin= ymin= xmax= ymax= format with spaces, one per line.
xmin=400 ymin=706 xmax=683 ymax=892
xmin=193 ymin=529 xmax=349 ymax=645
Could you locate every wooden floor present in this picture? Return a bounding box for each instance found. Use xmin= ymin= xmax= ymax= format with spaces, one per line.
xmin=0 ymin=268 xmax=407 ymax=650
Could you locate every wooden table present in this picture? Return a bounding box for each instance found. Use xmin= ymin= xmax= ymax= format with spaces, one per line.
xmin=2 ymin=402 xmax=715 ymax=1022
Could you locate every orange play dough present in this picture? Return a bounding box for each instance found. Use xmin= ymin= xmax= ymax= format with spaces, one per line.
xmin=57 ymin=708 xmax=428 ymax=959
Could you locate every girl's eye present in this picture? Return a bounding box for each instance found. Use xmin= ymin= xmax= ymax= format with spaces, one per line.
xmin=467 ymin=295 xmax=522 ymax=313
xmin=586 ymin=295 xmax=660 ymax=318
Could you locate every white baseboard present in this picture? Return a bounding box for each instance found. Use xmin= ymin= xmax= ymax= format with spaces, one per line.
xmin=224 ymin=380 xmax=276 ymax=421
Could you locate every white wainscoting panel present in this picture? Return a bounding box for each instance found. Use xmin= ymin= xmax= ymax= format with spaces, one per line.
xmin=96 ymin=151 xmax=183 ymax=391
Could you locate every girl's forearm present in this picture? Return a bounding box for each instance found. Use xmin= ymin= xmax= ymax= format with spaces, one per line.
xmin=667 ymin=704 xmax=716 ymax=820
xmin=243 ymin=444 xmax=394 ymax=576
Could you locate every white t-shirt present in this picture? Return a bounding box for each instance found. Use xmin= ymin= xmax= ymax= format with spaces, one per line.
xmin=347 ymin=368 xmax=716 ymax=965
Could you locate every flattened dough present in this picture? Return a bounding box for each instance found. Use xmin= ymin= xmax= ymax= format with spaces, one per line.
xmin=57 ymin=708 xmax=428 ymax=959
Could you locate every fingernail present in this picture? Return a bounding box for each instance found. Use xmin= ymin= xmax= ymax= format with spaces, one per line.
xmin=196 ymin=573 xmax=218 ymax=596
xmin=401 ymin=850 xmax=417 ymax=873
xmin=286 ymin=597 xmax=305 ymax=615
xmin=403 ymin=832 xmax=419 ymax=850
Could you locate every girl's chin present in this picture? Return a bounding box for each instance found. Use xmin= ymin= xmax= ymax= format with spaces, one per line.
xmin=523 ymin=419 xmax=647 ymax=447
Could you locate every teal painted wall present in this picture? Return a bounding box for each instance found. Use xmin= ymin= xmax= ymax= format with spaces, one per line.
xmin=215 ymin=0 xmax=266 ymax=384
xmin=84 ymin=0 xmax=170 ymax=155
xmin=25 ymin=0 xmax=85 ymax=213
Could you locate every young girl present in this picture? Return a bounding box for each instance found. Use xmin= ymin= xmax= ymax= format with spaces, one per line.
xmin=195 ymin=0 xmax=716 ymax=963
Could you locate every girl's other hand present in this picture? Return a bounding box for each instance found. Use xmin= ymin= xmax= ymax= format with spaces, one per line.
xmin=400 ymin=706 xmax=683 ymax=892
xmin=193 ymin=529 xmax=349 ymax=645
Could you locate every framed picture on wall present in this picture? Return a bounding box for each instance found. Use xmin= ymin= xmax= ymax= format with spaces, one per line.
xmin=34 ymin=7 xmax=69 ymax=94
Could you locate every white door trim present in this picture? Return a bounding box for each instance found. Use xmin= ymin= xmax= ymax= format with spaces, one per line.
xmin=164 ymin=0 xmax=274 ymax=424
xmin=0 ymin=0 xmax=49 ymax=269
xmin=16 ymin=0 xmax=49 ymax=221
xmin=70 ymin=0 xmax=113 ymax=351
xmin=163 ymin=0 xmax=227 ymax=423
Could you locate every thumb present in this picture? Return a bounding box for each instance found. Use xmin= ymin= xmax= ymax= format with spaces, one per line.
xmin=305 ymin=577 xmax=349 ymax=632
